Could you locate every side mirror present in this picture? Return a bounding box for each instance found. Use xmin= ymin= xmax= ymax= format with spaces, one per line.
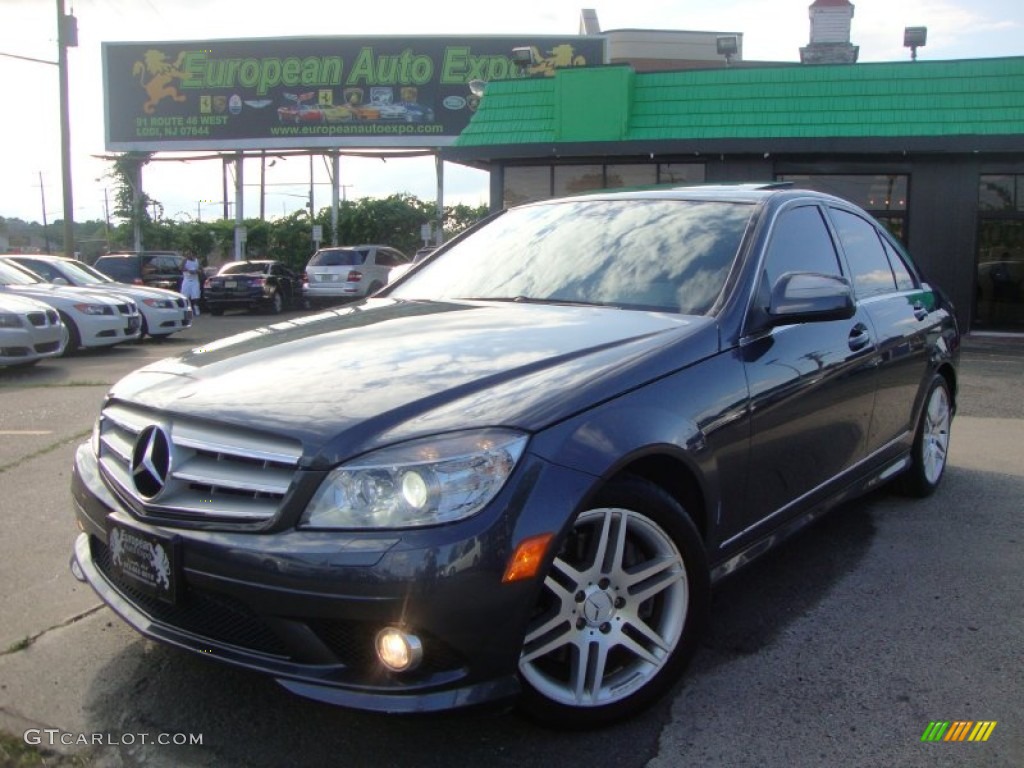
xmin=768 ymin=272 xmax=855 ymax=325
xmin=52 ymin=277 xmax=70 ymax=286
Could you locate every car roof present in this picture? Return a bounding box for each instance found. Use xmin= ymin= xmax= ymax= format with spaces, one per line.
xmin=4 ymin=254 xmax=73 ymax=264
xmin=539 ymin=182 xmax=847 ymax=207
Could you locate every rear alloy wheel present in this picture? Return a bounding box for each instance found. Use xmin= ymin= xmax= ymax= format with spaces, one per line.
xmin=517 ymin=477 xmax=708 ymax=728
xmin=900 ymin=374 xmax=953 ymax=497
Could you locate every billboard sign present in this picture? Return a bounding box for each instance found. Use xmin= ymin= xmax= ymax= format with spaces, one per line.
xmin=103 ymin=36 xmax=605 ymax=152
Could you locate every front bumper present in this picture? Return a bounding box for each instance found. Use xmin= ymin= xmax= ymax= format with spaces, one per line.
xmin=70 ymin=441 xmax=592 ymax=713
xmin=141 ymin=305 xmax=192 ymax=335
xmin=78 ymin=312 xmax=142 ymax=348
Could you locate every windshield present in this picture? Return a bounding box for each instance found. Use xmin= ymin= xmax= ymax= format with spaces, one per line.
xmin=72 ymin=262 xmax=116 ymax=284
xmin=58 ymin=260 xmax=108 ymax=286
xmin=0 ymin=261 xmax=44 ymax=286
xmin=391 ymin=199 xmax=753 ymax=314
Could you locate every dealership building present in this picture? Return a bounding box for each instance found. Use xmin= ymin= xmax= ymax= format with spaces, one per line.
xmin=445 ymin=4 xmax=1024 ymax=334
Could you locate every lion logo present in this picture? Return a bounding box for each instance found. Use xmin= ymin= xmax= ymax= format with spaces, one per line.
xmin=132 ymin=50 xmax=188 ymax=114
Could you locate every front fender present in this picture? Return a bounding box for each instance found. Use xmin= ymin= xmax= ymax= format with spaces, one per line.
xmin=530 ymin=351 xmax=751 ymax=553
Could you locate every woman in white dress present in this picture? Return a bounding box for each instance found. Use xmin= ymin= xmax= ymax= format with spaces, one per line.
xmin=180 ymin=253 xmax=202 ymax=316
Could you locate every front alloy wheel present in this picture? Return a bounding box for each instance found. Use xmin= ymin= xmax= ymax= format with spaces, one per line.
xmin=518 ymin=477 xmax=708 ymax=727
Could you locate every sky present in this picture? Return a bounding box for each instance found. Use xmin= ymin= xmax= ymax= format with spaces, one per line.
xmin=0 ymin=0 xmax=1021 ymax=228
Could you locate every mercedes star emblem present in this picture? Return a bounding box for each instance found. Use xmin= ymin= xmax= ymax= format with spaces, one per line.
xmin=131 ymin=425 xmax=172 ymax=500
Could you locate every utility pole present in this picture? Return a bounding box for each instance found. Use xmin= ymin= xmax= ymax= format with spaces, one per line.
xmin=39 ymin=172 xmax=51 ymax=253
xmin=57 ymin=0 xmax=76 ymax=257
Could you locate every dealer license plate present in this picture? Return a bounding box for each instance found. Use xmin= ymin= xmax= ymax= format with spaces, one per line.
xmin=108 ymin=522 xmax=179 ymax=604
xmin=225 ymin=280 xmax=237 ymax=288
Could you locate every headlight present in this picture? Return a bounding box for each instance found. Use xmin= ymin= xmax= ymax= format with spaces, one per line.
xmin=143 ymin=298 xmax=174 ymax=309
xmin=301 ymin=429 xmax=528 ymax=529
xmin=0 ymin=312 xmax=22 ymax=328
xmin=73 ymin=303 xmax=113 ymax=316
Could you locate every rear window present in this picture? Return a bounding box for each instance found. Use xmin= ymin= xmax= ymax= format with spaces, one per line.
xmin=220 ymin=262 xmax=269 ymax=275
xmin=308 ymin=249 xmax=366 ymax=267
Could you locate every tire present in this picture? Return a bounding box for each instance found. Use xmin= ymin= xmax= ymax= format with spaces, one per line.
xmin=210 ymin=306 xmax=225 ymax=316
xmin=899 ymin=374 xmax=953 ymax=497
xmin=367 ymin=281 xmax=384 ymax=296
xmin=517 ymin=476 xmax=709 ymax=728
xmin=57 ymin=311 xmax=81 ymax=355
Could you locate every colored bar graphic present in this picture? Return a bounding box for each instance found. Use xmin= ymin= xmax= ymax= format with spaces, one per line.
xmin=969 ymin=722 xmax=998 ymax=742
xmin=945 ymin=721 xmax=972 ymax=741
xmin=921 ymin=721 xmax=997 ymax=742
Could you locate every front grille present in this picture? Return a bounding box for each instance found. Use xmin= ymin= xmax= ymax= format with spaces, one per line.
xmin=91 ymin=536 xmax=290 ymax=658
xmin=35 ymin=341 xmax=61 ymax=354
xmin=0 ymin=346 xmax=30 ymax=357
xmin=97 ymin=402 xmax=303 ymax=524
xmin=27 ymin=311 xmax=47 ymax=327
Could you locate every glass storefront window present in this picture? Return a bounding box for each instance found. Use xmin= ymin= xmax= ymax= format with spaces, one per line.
xmin=974 ymin=219 xmax=1024 ymax=330
xmin=978 ymin=175 xmax=1017 ymax=211
xmin=659 ymin=164 xmax=706 ymax=185
xmin=777 ymin=174 xmax=908 ymax=211
xmin=504 ymin=167 xmax=551 ymax=207
xmin=606 ymin=164 xmax=657 ymax=190
xmin=504 ymin=163 xmax=705 ymax=205
xmin=553 ymin=165 xmax=604 ymax=198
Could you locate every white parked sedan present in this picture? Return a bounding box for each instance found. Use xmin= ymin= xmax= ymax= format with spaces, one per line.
xmin=0 ymin=292 xmax=65 ymax=367
xmin=2 ymin=255 xmax=192 ymax=339
xmin=0 ymin=261 xmax=141 ymax=353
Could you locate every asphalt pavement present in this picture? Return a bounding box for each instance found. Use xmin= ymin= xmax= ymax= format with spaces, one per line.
xmin=0 ymin=312 xmax=1020 ymax=768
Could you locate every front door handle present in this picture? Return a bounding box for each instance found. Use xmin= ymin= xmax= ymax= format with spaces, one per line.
xmin=848 ymin=323 xmax=872 ymax=351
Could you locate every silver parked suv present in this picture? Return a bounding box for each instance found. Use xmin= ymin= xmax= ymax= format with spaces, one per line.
xmin=303 ymin=245 xmax=410 ymax=306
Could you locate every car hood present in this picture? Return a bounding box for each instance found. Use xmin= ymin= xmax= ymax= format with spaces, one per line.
xmin=107 ymin=299 xmax=720 ymax=467
xmin=1 ymin=283 xmax=124 ymax=306
xmin=0 ymin=292 xmax=56 ymax=313
xmin=94 ymin=283 xmax=184 ymax=301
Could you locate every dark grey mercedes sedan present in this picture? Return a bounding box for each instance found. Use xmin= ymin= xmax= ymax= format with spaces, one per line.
xmin=70 ymin=184 xmax=959 ymax=727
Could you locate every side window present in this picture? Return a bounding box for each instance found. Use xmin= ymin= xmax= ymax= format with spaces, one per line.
xmin=763 ymin=205 xmax=843 ymax=290
xmin=880 ymin=237 xmax=917 ymax=291
xmin=21 ymin=260 xmax=58 ymax=280
xmin=831 ymin=208 xmax=898 ymax=298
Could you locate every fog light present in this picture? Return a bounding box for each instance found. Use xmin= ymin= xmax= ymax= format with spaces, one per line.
xmin=375 ymin=627 xmax=423 ymax=672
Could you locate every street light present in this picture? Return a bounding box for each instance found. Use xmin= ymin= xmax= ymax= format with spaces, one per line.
xmin=716 ymin=35 xmax=739 ymax=66
xmin=904 ymin=27 xmax=927 ymax=61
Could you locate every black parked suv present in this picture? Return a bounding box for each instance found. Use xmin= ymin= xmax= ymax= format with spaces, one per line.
xmin=70 ymin=185 xmax=959 ymax=727
xmin=92 ymin=251 xmax=186 ymax=292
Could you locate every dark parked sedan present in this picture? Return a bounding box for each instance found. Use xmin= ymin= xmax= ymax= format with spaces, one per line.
xmin=203 ymin=260 xmax=303 ymax=315
xmin=69 ymin=185 xmax=958 ymax=727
